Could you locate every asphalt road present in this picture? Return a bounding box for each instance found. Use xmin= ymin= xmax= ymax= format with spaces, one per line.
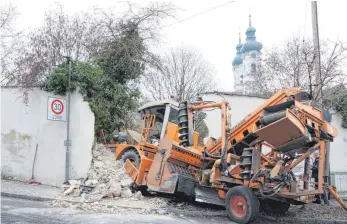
xmin=1 ymin=196 xmax=234 ymax=224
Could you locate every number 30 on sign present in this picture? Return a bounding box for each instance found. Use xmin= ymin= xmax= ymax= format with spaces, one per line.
xmin=47 ymin=97 xmax=67 ymax=121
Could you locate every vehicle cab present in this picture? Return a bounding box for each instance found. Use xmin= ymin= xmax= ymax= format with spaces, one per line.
xmin=113 ymin=99 xmax=200 ymax=167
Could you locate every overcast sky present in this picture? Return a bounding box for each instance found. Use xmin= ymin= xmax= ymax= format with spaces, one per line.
xmin=4 ymin=0 xmax=347 ymax=91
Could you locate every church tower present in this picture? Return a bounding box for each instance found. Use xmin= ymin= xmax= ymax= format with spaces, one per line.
xmin=232 ymin=32 xmax=244 ymax=92
xmin=232 ymin=15 xmax=263 ymax=93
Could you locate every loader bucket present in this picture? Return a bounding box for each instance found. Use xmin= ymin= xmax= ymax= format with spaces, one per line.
xmin=255 ymin=109 xmax=314 ymax=152
xmin=124 ymin=159 xmax=139 ymax=181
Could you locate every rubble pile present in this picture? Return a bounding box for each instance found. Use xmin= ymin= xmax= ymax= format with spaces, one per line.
xmin=51 ymin=144 xmax=171 ymax=214
xmin=62 ymin=144 xmax=136 ymax=202
xmin=60 ymin=144 xmax=171 ymax=207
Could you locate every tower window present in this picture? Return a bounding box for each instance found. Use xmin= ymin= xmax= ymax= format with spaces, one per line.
xmin=251 ymin=63 xmax=257 ymax=73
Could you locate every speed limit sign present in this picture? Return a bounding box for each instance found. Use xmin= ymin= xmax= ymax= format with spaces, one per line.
xmin=47 ymin=97 xmax=67 ymax=121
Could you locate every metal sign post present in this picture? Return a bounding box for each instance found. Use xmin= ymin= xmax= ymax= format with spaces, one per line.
xmin=65 ymin=57 xmax=72 ymax=182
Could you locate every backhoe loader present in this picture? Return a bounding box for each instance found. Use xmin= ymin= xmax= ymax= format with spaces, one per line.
xmin=124 ymin=88 xmax=347 ymax=224
xmin=108 ymin=99 xmax=202 ymax=168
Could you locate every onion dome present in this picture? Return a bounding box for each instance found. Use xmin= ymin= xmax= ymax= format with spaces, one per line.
xmin=241 ymin=15 xmax=263 ymax=53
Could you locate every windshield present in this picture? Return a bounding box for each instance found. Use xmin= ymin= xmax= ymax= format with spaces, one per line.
xmin=168 ymin=107 xmax=178 ymax=124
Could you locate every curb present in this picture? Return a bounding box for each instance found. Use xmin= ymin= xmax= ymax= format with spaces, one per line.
xmin=1 ymin=192 xmax=55 ymax=202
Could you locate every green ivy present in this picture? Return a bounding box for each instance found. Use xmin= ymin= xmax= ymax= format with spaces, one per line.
xmin=42 ymin=61 xmax=103 ymax=96
xmin=332 ymin=89 xmax=347 ymax=128
xmin=42 ymin=61 xmax=140 ymax=137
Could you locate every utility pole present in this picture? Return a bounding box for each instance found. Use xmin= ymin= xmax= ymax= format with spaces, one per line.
xmin=304 ymin=1 xmax=323 ymax=191
xmin=65 ymin=56 xmax=72 ymax=182
xmin=311 ymin=1 xmax=323 ymax=103
xmin=312 ymin=1 xmax=330 ymax=202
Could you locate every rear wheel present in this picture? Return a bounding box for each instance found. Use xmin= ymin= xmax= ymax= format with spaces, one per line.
xmin=121 ymin=149 xmax=141 ymax=168
xmin=225 ymin=186 xmax=260 ymax=224
xmin=260 ymin=199 xmax=290 ymax=215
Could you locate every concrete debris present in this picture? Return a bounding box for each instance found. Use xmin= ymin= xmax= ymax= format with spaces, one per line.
xmin=55 ymin=144 xmax=174 ymax=215
xmin=133 ymin=191 xmax=143 ymax=200
xmin=93 ymin=161 xmax=104 ymax=170
xmin=64 ymin=185 xmax=75 ymax=196
xmin=84 ymin=179 xmax=98 ymax=187
xmin=121 ymin=188 xmax=133 ymax=198
xmin=144 ymin=197 xmax=170 ymax=208
xmin=68 ymin=180 xmax=80 ymax=186
xmin=61 ymin=144 xmax=138 ymax=202
xmin=121 ymin=177 xmax=134 ymax=188
xmin=73 ymin=188 xmax=81 ymax=197
xmin=92 ymin=150 xmax=102 ymax=158
xmin=87 ymin=169 xmax=97 ymax=180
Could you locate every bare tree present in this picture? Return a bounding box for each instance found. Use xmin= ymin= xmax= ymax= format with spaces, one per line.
xmin=0 ymin=4 xmax=25 ymax=84
xmin=144 ymin=46 xmax=216 ymax=144
xmin=248 ymin=36 xmax=347 ymax=101
xmin=2 ymin=2 xmax=176 ymax=86
xmin=144 ymin=46 xmax=216 ymax=102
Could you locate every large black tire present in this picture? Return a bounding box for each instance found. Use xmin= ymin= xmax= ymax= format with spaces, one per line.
xmin=121 ymin=149 xmax=141 ymax=168
xmin=260 ymin=199 xmax=290 ymax=215
xmin=225 ymin=186 xmax=260 ymax=224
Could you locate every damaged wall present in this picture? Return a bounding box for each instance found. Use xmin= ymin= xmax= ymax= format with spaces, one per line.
xmin=1 ymin=87 xmax=94 ymax=186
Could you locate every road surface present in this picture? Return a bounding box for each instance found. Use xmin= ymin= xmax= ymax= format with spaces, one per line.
xmin=1 ymin=196 xmax=233 ymax=224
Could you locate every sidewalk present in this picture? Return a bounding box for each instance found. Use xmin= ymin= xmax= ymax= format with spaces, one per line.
xmin=1 ymin=179 xmax=61 ymax=201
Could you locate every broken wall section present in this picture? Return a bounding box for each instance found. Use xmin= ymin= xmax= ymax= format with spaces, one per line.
xmin=1 ymin=87 xmax=94 ymax=186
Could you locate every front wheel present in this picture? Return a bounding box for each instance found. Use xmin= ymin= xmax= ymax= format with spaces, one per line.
xmin=121 ymin=149 xmax=141 ymax=168
xmin=225 ymin=186 xmax=260 ymax=224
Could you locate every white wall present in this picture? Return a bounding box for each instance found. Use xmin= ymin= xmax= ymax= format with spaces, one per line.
xmin=1 ymin=87 xmax=94 ymax=186
xmin=330 ymin=113 xmax=347 ymax=172
xmin=202 ymin=94 xmax=266 ymax=139
xmin=201 ymin=93 xmax=347 ymax=173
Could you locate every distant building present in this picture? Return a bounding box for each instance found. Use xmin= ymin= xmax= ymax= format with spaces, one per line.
xmin=232 ymin=15 xmax=263 ymax=93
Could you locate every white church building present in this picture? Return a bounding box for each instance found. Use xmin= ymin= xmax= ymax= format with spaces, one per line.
xmin=232 ymin=15 xmax=263 ymax=94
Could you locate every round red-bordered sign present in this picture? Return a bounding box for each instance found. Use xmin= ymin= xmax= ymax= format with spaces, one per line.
xmin=51 ymin=99 xmax=64 ymax=115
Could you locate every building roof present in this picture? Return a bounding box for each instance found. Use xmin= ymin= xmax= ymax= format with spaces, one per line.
xmin=199 ymin=91 xmax=269 ymax=99
xmin=232 ymin=52 xmax=243 ymax=66
xmin=232 ymin=32 xmax=243 ymax=66
xmin=240 ymin=15 xmax=263 ymax=53
xmin=138 ymin=99 xmax=179 ymax=112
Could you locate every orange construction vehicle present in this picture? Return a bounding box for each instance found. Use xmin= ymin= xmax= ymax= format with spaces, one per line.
xmin=110 ymin=99 xmax=202 ymax=168
xmin=124 ymin=88 xmax=347 ymax=224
